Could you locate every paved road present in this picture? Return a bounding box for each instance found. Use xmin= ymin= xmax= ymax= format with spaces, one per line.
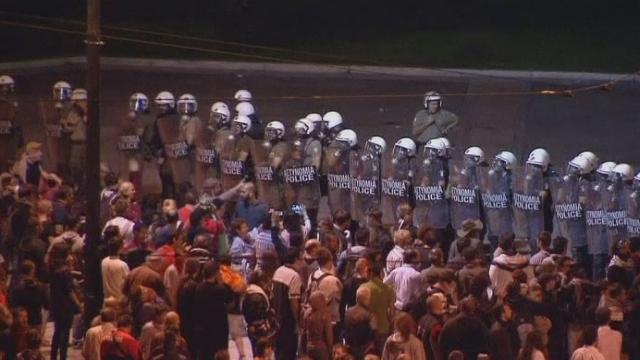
xmin=6 ymin=60 xmax=640 ymax=188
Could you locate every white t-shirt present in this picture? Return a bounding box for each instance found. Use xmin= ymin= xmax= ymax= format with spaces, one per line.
xmin=101 ymin=256 xmax=130 ymax=299
xmin=103 ymin=216 xmax=135 ymax=245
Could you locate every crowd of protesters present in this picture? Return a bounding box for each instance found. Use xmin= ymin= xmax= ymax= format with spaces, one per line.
xmin=0 ymin=157 xmax=639 ymax=360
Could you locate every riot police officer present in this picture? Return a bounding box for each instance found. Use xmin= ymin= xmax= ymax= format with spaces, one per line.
xmin=0 ymin=75 xmax=22 ymax=172
xmin=41 ymin=81 xmax=72 ymax=174
xmin=412 ymin=91 xmax=459 ymax=145
xmin=283 ymin=118 xmax=322 ymax=230
xmin=254 ymin=121 xmax=290 ymax=210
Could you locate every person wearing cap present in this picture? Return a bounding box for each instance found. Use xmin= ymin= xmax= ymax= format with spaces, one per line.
xmin=448 ymin=219 xmax=483 ymax=268
xmin=12 ymin=141 xmax=45 ymax=187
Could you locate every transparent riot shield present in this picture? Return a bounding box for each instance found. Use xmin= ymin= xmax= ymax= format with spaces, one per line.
xmin=349 ymin=150 xmax=382 ymax=223
xmin=325 ymin=141 xmax=352 ymax=214
xmin=218 ymin=130 xmax=252 ymax=192
xmin=0 ymin=99 xmax=18 ymax=170
xmin=254 ymin=139 xmax=288 ymax=210
xmin=39 ymin=100 xmax=70 ymax=173
xmin=156 ymin=113 xmax=192 ymax=186
xmin=116 ymin=112 xmax=153 ymax=189
xmin=550 ymin=173 xmax=587 ymax=251
xmin=478 ymin=165 xmax=514 ymax=239
xmin=283 ymin=138 xmax=321 ymax=210
xmin=603 ymin=182 xmax=629 ymax=250
xmin=583 ymin=181 xmax=609 ymax=256
xmin=512 ymin=165 xmax=546 ymax=251
xmin=627 ymin=188 xmax=640 ymax=237
xmin=413 ymin=155 xmax=450 ymax=229
xmin=380 ymin=152 xmax=413 ymax=225
xmin=193 ymin=117 xmax=219 ymax=191
xmin=449 ymin=161 xmax=482 ymax=231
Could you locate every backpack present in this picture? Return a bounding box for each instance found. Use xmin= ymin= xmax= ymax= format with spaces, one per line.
xmin=304 ymin=271 xmax=333 ymax=307
xmin=338 ymin=247 xmax=367 ymax=279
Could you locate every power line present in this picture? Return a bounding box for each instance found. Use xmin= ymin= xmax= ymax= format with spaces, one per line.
xmin=1 ymin=17 xmax=638 ymax=101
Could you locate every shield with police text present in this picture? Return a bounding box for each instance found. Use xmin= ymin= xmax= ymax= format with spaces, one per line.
xmin=156 ymin=113 xmax=192 ymax=185
xmin=349 ymin=150 xmax=382 ymax=222
xmin=283 ymin=138 xmax=321 ymax=209
xmin=512 ymin=165 xmax=546 ymax=251
xmin=583 ymin=181 xmax=609 ymax=256
xmin=217 ymin=130 xmax=252 ymax=191
xmin=550 ymin=174 xmax=587 ymax=250
xmin=39 ymin=100 xmax=71 ymax=172
xmin=325 ymin=141 xmax=352 ymax=214
xmin=603 ymin=182 xmax=629 ymax=250
xmin=380 ymin=152 xmax=413 ymax=225
xmin=413 ymin=155 xmax=449 ymax=229
xmin=627 ymin=188 xmax=640 ymax=237
xmin=193 ymin=117 xmax=219 ymax=191
xmin=478 ymin=166 xmax=514 ymax=238
xmin=254 ymin=139 xmax=289 ymax=210
xmin=117 ymin=111 xmax=151 ymax=178
xmin=0 ymin=99 xmax=19 ymax=170
xmin=449 ymin=162 xmax=482 ymax=231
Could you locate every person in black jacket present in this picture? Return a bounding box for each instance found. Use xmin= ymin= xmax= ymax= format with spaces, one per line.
xmin=9 ymin=260 xmax=48 ymax=328
xmin=489 ymin=303 xmax=520 ymax=360
xmin=438 ymin=296 xmax=489 ymax=360
xmin=48 ymin=243 xmax=81 ymax=360
xmin=194 ymin=261 xmax=233 ymax=360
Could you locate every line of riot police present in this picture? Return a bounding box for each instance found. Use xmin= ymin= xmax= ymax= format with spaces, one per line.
xmin=4 ymin=78 xmax=640 ymax=281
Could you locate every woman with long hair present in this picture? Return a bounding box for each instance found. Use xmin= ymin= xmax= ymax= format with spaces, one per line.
xmin=381 ymin=312 xmax=426 ymax=360
xmin=518 ymin=330 xmax=546 ymax=360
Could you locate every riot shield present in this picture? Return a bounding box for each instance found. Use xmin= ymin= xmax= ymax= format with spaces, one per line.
xmin=218 ymin=130 xmax=252 ymax=192
xmin=478 ymin=166 xmax=514 ymax=238
xmin=254 ymin=140 xmax=288 ymax=210
xmin=603 ymin=183 xmax=629 ymax=250
xmin=449 ymin=162 xmax=482 ymax=231
xmin=550 ymin=174 xmax=587 ymax=251
xmin=117 ymin=111 xmax=153 ymax=187
xmin=380 ymin=153 xmax=413 ymax=225
xmin=156 ymin=113 xmax=192 ymax=186
xmin=349 ymin=150 xmax=382 ymax=223
xmin=283 ymin=138 xmax=321 ymax=210
xmin=583 ymin=182 xmax=609 ymax=256
xmin=193 ymin=117 xmax=219 ymax=191
xmin=325 ymin=141 xmax=352 ymax=214
xmin=512 ymin=165 xmax=546 ymax=251
xmin=413 ymin=156 xmax=450 ymax=229
xmin=0 ymin=99 xmax=18 ymax=171
xmin=39 ymin=100 xmax=71 ymax=173
xmin=627 ymin=189 xmax=640 ymax=237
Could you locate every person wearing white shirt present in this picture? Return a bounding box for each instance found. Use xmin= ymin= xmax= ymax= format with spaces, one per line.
xmin=595 ymin=307 xmax=622 ymax=360
xmin=386 ymin=229 xmax=411 ymax=275
xmin=103 ymin=198 xmax=136 ymax=246
xmin=571 ymin=325 xmax=605 ymax=360
xmin=384 ymin=249 xmax=422 ymax=311
xmin=101 ymin=236 xmax=129 ymax=300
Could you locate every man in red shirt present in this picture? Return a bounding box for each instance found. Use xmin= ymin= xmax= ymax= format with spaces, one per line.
xmin=100 ymin=314 xmax=142 ymax=360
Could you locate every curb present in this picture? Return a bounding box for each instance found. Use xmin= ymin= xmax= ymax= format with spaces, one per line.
xmin=0 ymin=56 xmax=637 ymax=82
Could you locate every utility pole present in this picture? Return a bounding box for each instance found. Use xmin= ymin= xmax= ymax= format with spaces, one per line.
xmin=84 ymin=0 xmax=103 ymax=325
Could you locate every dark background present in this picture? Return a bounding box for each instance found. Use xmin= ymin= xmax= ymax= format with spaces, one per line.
xmin=2 ymin=0 xmax=639 ymax=72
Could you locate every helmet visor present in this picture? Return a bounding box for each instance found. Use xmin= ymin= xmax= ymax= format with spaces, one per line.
xmin=177 ymin=102 xmax=196 ymax=115
xmin=129 ymin=98 xmax=148 ymax=113
xmin=54 ymin=87 xmax=71 ymax=101
xmin=265 ymin=128 xmax=280 ymax=141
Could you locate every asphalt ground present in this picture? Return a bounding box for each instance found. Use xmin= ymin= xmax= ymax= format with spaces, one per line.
xmin=5 ymin=60 xmax=640 ymax=188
